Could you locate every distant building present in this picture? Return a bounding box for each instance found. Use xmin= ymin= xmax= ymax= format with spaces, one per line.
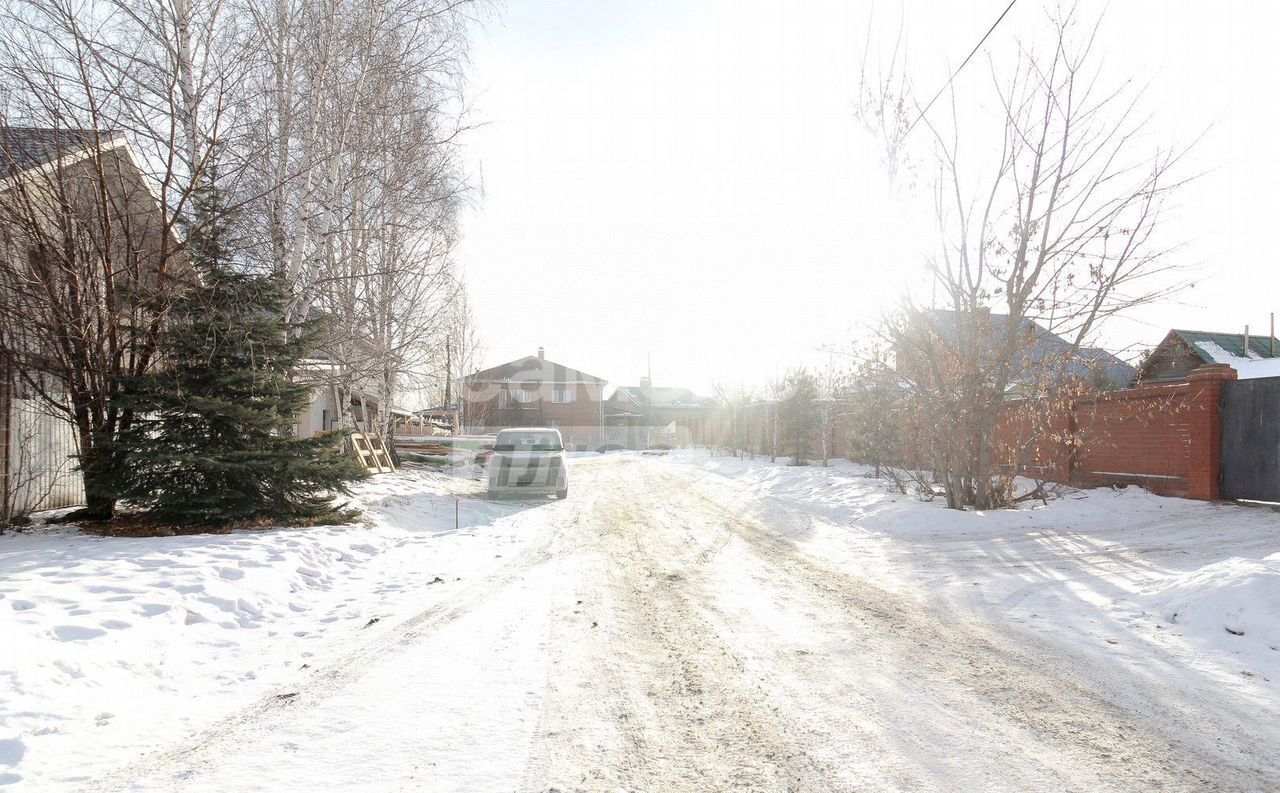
xmin=462 ymin=348 xmax=607 ymax=450
xmin=1138 ymin=329 xmax=1280 ymax=383
xmin=603 ymin=377 xmax=714 ymax=449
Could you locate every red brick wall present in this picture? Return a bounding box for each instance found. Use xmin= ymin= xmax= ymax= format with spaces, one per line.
xmin=994 ymin=365 xmax=1236 ymax=499
xmin=1071 ymin=383 xmax=1194 ymax=496
xmin=994 ymin=400 xmax=1075 ymax=483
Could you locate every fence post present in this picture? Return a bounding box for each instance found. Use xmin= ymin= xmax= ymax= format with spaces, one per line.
xmin=1185 ymin=364 xmax=1237 ymax=500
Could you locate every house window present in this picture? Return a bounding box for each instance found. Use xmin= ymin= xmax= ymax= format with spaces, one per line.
xmin=552 ymin=388 xmax=573 ymax=404
xmin=498 ymin=390 xmax=511 ymax=409
xmin=513 ymin=388 xmax=533 ymax=404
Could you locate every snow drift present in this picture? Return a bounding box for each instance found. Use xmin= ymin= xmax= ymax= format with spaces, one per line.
xmin=1141 ymin=553 xmax=1280 ymax=663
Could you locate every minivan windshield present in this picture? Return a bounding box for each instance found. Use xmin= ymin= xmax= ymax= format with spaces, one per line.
xmin=493 ymin=431 xmax=563 ymax=452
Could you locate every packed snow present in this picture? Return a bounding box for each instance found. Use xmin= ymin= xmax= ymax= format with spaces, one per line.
xmin=1 ymin=451 xmax=1277 ymax=790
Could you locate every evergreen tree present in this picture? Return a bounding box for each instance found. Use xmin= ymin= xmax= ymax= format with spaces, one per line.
xmin=844 ymin=355 xmax=903 ymax=477
xmin=777 ymin=369 xmax=820 ymax=466
xmin=107 ymin=178 xmax=366 ymax=527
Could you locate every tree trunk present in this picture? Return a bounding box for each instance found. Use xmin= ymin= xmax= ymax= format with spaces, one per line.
xmin=973 ymin=404 xmax=1000 ymax=509
xmin=69 ymin=428 xmax=115 ymax=520
xmin=443 ymin=336 xmax=452 ymax=408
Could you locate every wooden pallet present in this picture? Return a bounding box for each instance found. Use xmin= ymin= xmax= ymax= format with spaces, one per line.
xmin=350 ymin=432 xmax=397 ymax=474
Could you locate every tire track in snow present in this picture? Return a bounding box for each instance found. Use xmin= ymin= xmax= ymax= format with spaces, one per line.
xmin=91 ymin=502 xmax=573 ymax=793
xmin=516 ymin=561 xmax=654 ymax=793
xmin=663 ymin=466 xmax=1271 ymax=792
xmin=521 ymin=461 xmax=849 ymax=792
xmin=515 ymin=482 xmax=657 ymax=793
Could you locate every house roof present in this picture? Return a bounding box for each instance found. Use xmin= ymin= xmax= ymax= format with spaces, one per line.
xmin=1168 ymin=329 xmax=1280 ymax=363
xmin=0 ymin=126 xmax=125 ymax=179
xmin=466 ymin=354 xmax=606 ymax=385
xmin=1144 ymin=329 xmax=1280 ymax=381
xmin=612 ymin=385 xmax=713 ymax=409
xmin=923 ymin=309 xmax=1137 ymax=387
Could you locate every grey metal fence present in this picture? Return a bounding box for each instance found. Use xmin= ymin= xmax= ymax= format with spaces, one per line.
xmin=1221 ymin=375 xmax=1280 ymax=502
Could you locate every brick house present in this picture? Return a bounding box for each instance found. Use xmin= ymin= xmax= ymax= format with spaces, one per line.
xmin=1137 ymin=329 xmax=1280 ymax=383
xmin=462 ymin=348 xmax=607 ymax=450
xmin=603 ymin=377 xmax=714 ymax=449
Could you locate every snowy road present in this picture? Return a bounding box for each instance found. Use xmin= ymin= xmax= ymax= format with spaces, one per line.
xmin=90 ymin=456 xmax=1278 ymax=791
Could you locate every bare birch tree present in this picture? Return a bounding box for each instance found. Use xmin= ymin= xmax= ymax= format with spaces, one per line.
xmin=239 ymin=0 xmax=476 ymax=434
xmin=446 ymin=283 xmax=484 ymax=428
xmin=0 ymin=0 xmax=479 ymax=515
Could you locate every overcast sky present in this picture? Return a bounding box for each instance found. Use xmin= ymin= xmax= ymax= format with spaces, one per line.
xmin=454 ymin=0 xmax=1280 ymax=394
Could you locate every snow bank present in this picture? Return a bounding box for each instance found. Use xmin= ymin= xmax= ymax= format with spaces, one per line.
xmin=0 ymin=466 xmax=550 ymax=791
xmin=1139 ymin=554 xmax=1280 ymax=665
xmin=665 ymin=448 xmax=1116 ymax=538
xmin=662 ymin=448 xmax=1280 ymax=682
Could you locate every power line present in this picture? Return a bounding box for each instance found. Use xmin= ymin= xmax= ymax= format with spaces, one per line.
xmin=903 ymin=0 xmax=1018 ymax=140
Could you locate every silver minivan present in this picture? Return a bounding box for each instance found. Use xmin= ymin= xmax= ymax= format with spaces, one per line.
xmin=486 ymin=428 xmax=568 ymax=499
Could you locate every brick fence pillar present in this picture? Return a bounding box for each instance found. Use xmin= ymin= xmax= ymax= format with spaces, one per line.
xmin=1185 ymin=364 xmax=1237 ymax=500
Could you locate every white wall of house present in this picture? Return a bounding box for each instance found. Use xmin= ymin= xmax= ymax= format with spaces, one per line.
xmin=0 ymin=384 xmax=343 ymax=520
xmin=4 ymin=399 xmax=84 ymax=516
xmin=296 ymin=388 xmax=340 ymax=439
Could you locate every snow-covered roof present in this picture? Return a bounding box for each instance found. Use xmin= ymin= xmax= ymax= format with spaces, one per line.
xmin=1192 ymin=341 xmax=1280 ymax=380
xmin=1233 ymin=359 xmax=1280 ymax=379
xmin=1193 ymin=340 xmax=1259 ymax=365
xmin=1172 ymin=329 xmax=1280 ymax=363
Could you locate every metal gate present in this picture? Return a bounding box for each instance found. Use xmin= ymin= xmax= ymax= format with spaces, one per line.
xmin=1221 ymin=376 xmax=1280 ymax=501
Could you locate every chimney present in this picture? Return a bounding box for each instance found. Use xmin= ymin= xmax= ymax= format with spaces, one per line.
xmin=1244 ymin=325 xmax=1250 ymax=357
xmin=639 ymin=375 xmax=652 ymax=389
xmin=1272 ymin=313 xmax=1276 ymax=357
xmin=537 ymin=346 xmax=545 ymax=360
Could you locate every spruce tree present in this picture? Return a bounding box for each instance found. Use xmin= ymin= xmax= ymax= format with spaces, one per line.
xmin=778 ymin=369 xmax=821 ymax=466
xmin=108 ymin=178 xmax=366 ymax=527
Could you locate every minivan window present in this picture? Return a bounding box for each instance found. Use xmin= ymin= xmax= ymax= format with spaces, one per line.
xmin=493 ymin=431 xmax=562 ymax=452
